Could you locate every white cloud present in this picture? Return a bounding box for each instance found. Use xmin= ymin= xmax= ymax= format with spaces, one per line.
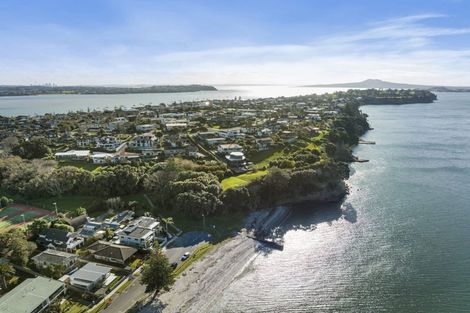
xmin=2 ymin=14 xmax=470 ymax=85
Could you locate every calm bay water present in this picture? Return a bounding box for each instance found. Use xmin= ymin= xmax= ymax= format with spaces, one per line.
xmin=0 ymin=85 xmax=349 ymax=116
xmin=209 ymin=92 xmax=470 ymax=312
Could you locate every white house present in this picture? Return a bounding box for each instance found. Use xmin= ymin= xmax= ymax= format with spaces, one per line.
xmin=55 ymin=150 xmax=90 ymax=161
xmin=128 ymin=133 xmax=157 ymax=150
xmin=118 ymin=216 xmax=160 ymax=250
xmin=217 ymin=143 xmax=243 ymax=154
xmin=136 ymin=124 xmax=157 ymax=132
xmin=69 ymin=262 xmax=111 ymax=291
xmin=256 ymin=138 xmax=275 ymax=151
xmin=217 ymin=127 xmax=245 ymax=139
xmin=91 ymin=152 xmax=114 ymax=164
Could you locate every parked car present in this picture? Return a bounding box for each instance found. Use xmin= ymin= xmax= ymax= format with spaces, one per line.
xmin=171 ymin=262 xmax=178 ymax=269
xmin=181 ymin=252 xmax=191 ymax=261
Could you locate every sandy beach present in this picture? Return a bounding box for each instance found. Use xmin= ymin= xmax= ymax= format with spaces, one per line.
xmin=139 ymin=207 xmax=289 ymax=313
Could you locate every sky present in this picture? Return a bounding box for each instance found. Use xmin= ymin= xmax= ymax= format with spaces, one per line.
xmin=1 ymin=0 xmax=470 ymax=86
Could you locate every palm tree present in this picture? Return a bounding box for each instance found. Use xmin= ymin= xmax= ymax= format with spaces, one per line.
xmin=0 ymin=263 xmax=15 ymax=290
xmin=161 ymin=217 xmax=174 ymax=235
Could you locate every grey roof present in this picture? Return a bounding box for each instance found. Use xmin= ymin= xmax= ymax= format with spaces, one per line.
xmin=31 ymin=249 xmax=77 ymax=265
xmin=136 ymin=216 xmax=159 ymax=228
xmin=125 ymin=226 xmax=153 ymax=238
xmin=70 ymin=262 xmax=111 ymax=283
xmin=0 ymin=277 xmax=64 ymax=313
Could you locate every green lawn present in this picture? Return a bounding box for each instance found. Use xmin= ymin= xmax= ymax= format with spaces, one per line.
xmin=62 ymin=300 xmax=88 ymax=313
xmin=252 ymin=149 xmax=286 ymax=169
xmin=0 ymin=221 xmax=12 ymax=229
xmin=58 ymin=161 xmax=102 ymax=172
xmin=28 ymin=195 xmax=99 ymax=213
xmin=221 ymin=170 xmax=268 ymax=190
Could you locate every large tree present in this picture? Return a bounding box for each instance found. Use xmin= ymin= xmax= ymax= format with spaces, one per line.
xmin=11 ymin=138 xmax=51 ymax=160
xmin=140 ymin=249 xmax=174 ymax=297
xmin=27 ymin=219 xmax=50 ymax=238
xmin=0 ymin=262 xmax=15 ymax=290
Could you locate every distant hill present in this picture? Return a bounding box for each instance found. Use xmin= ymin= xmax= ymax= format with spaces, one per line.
xmin=0 ymin=84 xmax=217 ymax=97
xmin=305 ymin=79 xmax=470 ymax=92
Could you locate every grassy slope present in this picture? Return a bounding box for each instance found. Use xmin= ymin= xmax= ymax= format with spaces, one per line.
xmin=221 ymin=170 xmax=268 ymax=190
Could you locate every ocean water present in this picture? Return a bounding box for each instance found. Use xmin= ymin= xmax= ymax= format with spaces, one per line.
xmin=0 ymin=85 xmax=349 ymax=116
xmin=209 ymin=92 xmax=470 ymax=312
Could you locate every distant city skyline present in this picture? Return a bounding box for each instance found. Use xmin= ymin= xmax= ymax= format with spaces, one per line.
xmin=1 ymin=0 xmax=470 ymax=85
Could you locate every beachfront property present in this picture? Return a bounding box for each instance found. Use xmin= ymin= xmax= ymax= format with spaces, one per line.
xmin=0 ymin=276 xmax=65 ymax=313
xmin=69 ymin=262 xmax=112 ymax=290
xmin=117 ymin=216 xmax=160 ymax=250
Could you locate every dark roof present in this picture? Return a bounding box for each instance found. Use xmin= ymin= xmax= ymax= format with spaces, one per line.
xmin=63 ymin=215 xmax=88 ymax=229
xmin=125 ymin=226 xmax=153 ymax=238
xmin=39 ymin=228 xmax=70 ymax=243
xmin=88 ymin=241 xmax=137 ymax=263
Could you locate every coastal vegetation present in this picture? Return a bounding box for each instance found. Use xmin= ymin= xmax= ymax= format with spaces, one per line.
xmin=0 ymin=89 xmax=437 ymax=236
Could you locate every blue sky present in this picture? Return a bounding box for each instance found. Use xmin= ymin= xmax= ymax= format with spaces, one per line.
xmin=1 ymin=0 xmax=470 ymax=85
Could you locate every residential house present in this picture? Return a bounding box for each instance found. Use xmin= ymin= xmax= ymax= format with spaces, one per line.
xmin=225 ymin=151 xmax=247 ymax=168
xmin=69 ymin=262 xmax=111 ymax=291
xmin=95 ymin=136 xmax=123 ymax=151
xmin=118 ymin=216 xmax=160 ymax=250
xmin=205 ymin=137 xmax=226 ymax=146
xmin=0 ymin=277 xmax=65 ymax=313
xmin=108 ymin=117 xmax=128 ymax=131
xmin=31 ymin=249 xmax=78 ymax=271
xmin=128 ymin=133 xmax=157 ymax=150
xmin=165 ymin=122 xmax=188 ymax=131
xmin=88 ymin=241 xmax=137 ymax=265
xmin=280 ymin=131 xmax=298 ymax=144
xmin=256 ymin=137 xmax=275 ymax=151
xmin=63 ymin=215 xmax=88 ymax=231
xmin=136 ymin=124 xmax=157 ymax=132
xmin=79 ymin=221 xmax=103 ymax=238
xmin=217 ymin=127 xmax=245 ymax=139
xmin=37 ymin=228 xmax=84 ymax=252
xmin=91 ymin=152 xmax=114 ymax=164
xmin=54 ymin=150 xmax=90 ymax=161
xmin=217 ymin=143 xmax=243 ymax=154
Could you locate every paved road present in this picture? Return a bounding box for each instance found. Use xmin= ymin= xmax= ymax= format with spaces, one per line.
xmin=102 ymin=275 xmax=148 ymax=313
xmin=101 ymin=232 xmax=212 ymax=313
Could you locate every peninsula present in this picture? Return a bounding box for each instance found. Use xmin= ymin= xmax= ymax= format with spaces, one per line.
xmin=0 ymin=88 xmax=437 ymax=313
xmin=305 ymin=79 xmax=470 ymax=92
xmin=0 ymin=84 xmax=217 ymax=97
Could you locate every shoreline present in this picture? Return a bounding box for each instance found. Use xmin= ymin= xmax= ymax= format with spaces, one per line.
xmin=136 ymin=107 xmax=376 ymax=312
xmin=137 ymin=207 xmax=293 ymax=313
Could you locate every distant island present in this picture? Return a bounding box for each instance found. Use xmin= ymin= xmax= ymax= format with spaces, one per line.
xmin=0 ymin=84 xmax=217 ymax=97
xmin=305 ymin=79 xmax=470 ymax=92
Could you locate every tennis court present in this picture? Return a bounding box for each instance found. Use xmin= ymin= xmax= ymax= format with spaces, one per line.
xmin=0 ymin=203 xmax=55 ymax=231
